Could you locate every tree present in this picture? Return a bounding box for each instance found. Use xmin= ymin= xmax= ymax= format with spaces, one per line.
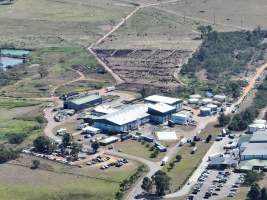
xmin=8 ymin=133 xmax=25 ymax=144
xmin=0 ymin=147 xmax=19 ymax=164
xmin=264 ymin=111 xmax=267 ymax=120
xmin=37 ymin=66 xmax=48 ymax=78
xmin=33 ymin=136 xmax=53 ymax=154
xmin=152 ymin=170 xmax=170 ymax=196
xmin=217 ymin=113 xmax=231 ymax=127
xmin=70 ymin=142 xmax=82 ymax=160
xmin=62 ymin=133 xmax=71 ymax=147
xmin=175 ymin=154 xmax=182 ymax=162
xmin=197 ymin=25 xmax=212 ymax=39
xmin=206 ymin=134 xmax=212 ymax=143
xmin=31 ymin=159 xmax=40 ymax=169
xmin=91 ymin=141 xmax=100 ymax=152
xmin=261 ymin=188 xmax=266 ymax=200
xmin=247 ymin=183 xmax=260 ymax=200
xmin=141 ymin=177 xmax=152 ymax=193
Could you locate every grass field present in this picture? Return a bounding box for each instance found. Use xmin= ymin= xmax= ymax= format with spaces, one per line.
xmin=161 ymin=0 xmax=267 ymax=31
xmin=163 ymin=142 xmax=212 ymax=192
xmin=0 ymin=0 xmax=135 ymax=48
xmin=98 ymin=7 xmax=201 ymax=50
xmin=0 ymin=47 xmax=113 ymax=98
xmin=0 ymin=99 xmax=44 ymax=143
xmin=0 ymin=154 xmax=142 ymax=200
xmin=114 ymin=140 xmax=165 ymax=161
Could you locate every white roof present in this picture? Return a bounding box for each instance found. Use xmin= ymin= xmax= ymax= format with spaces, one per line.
xmin=145 ymin=95 xmax=181 ymax=105
xmin=148 ymin=103 xmax=175 ymax=113
xmin=200 ymin=107 xmax=211 ymax=111
xmin=189 ymin=94 xmax=201 ymax=99
xmin=214 ymin=94 xmax=226 ymax=99
xmin=249 ymin=123 xmax=267 ymax=129
xmin=94 ymin=105 xmax=118 ymax=114
xmin=206 ymin=103 xmax=218 ymax=108
xmin=156 ymin=131 xmax=177 ymax=140
xmin=100 ymin=136 xmax=118 ymax=144
xmin=83 ymin=126 xmax=100 ymax=132
xmin=97 ymin=104 xmax=149 ymax=126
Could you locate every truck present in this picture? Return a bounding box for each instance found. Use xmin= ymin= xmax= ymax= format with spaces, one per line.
xmin=161 ymin=156 xmax=169 ymax=166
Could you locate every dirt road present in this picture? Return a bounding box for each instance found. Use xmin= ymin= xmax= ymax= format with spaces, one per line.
xmin=236 ymin=62 xmax=267 ymax=106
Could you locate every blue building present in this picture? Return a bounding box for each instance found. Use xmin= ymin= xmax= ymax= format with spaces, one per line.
xmin=144 ymin=95 xmax=183 ymax=111
xmin=148 ymin=103 xmax=176 ymax=124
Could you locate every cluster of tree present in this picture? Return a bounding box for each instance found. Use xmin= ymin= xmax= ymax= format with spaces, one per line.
xmin=116 ymin=165 xmax=147 ymax=200
xmin=247 ymin=183 xmax=267 ymax=200
xmin=181 ymin=26 xmax=267 ymax=98
xmin=141 ymin=170 xmax=171 ymax=196
xmin=8 ymin=133 xmax=26 ymax=144
xmin=150 ymin=149 xmax=160 ymax=158
xmin=217 ymin=113 xmax=231 ymax=127
xmin=243 ymin=171 xmax=264 ymax=186
xmin=182 ymin=27 xmax=266 ymax=78
xmin=228 ymin=107 xmax=259 ymax=131
xmin=228 ymin=76 xmax=267 ymax=131
xmin=0 ymin=146 xmax=19 ymax=164
xmin=33 ymin=136 xmax=54 ymax=154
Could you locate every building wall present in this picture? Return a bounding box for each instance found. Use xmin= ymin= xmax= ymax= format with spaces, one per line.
xmin=150 ymin=114 xmax=172 ymax=124
xmin=171 ymin=115 xmax=189 ymax=125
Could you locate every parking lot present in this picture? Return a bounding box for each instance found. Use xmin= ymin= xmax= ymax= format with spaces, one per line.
xmin=189 ymin=170 xmax=245 ymax=199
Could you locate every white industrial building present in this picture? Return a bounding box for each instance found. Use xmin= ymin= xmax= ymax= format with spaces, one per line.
xmin=247 ymin=119 xmax=267 ymax=133
xmin=92 ymin=104 xmax=150 ymax=133
xmin=144 ymin=95 xmax=183 ymax=111
xmin=240 ymin=130 xmax=267 ymax=160
xmin=148 ymin=103 xmax=176 ymax=124
xmin=240 ymin=143 xmax=267 ymax=160
xmin=156 ymin=131 xmax=177 ymax=141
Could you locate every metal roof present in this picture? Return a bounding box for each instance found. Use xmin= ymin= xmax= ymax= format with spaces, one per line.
xmin=239 ymin=159 xmax=267 ymax=170
xmin=70 ymin=94 xmax=101 ymax=105
xmin=148 ymin=103 xmax=176 ymax=113
xmin=100 ymin=136 xmax=118 ymax=144
xmin=95 ymin=104 xmax=149 ymax=126
xmin=93 ymin=105 xmax=118 ymax=114
xmin=250 ymin=131 xmax=267 ymax=143
xmin=145 ymin=95 xmax=182 ymax=105
xmin=241 ymin=143 xmax=267 ymax=156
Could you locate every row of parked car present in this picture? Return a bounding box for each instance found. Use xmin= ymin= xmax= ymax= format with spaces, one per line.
xmin=100 ymin=158 xmax=128 ymax=170
xmin=86 ymin=155 xmax=111 ymax=166
xmin=227 ymin=174 xmax=245 ymax=198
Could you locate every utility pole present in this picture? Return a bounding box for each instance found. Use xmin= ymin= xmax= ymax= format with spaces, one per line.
xmin=240 ymin=16 xmax=243 ymax=29
xmin=213 ymin=11 xmax=216 ymax=25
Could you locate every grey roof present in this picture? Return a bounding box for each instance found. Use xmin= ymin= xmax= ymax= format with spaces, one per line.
xmin=250 ymin=131 xmax=267 ymax=143
xmin=241 ymin=143 xmax=267 ymax=156
xmin=70 ymin=94 xmax=101 ymax=105
xmin=94 ymin=104 xmax=149 ymax=126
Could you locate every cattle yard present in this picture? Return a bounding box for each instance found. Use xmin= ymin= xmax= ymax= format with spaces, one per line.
xmin=94 ymin=48 xmax=192 ymax=89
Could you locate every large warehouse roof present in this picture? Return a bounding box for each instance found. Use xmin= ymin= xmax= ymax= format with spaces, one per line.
xmin=145 ymin=95 xmax=182 ymax=105
xmin=242 ymin=143 xmax=267 ymax=156
xmin=70 ymin=94 xmax=101 ymax=105
xmin=96 ymin=104 xmax=149 ymax=126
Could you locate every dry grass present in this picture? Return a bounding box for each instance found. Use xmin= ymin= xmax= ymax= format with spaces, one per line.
xmin=0 ymin=0 xmax=135 ymax=48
